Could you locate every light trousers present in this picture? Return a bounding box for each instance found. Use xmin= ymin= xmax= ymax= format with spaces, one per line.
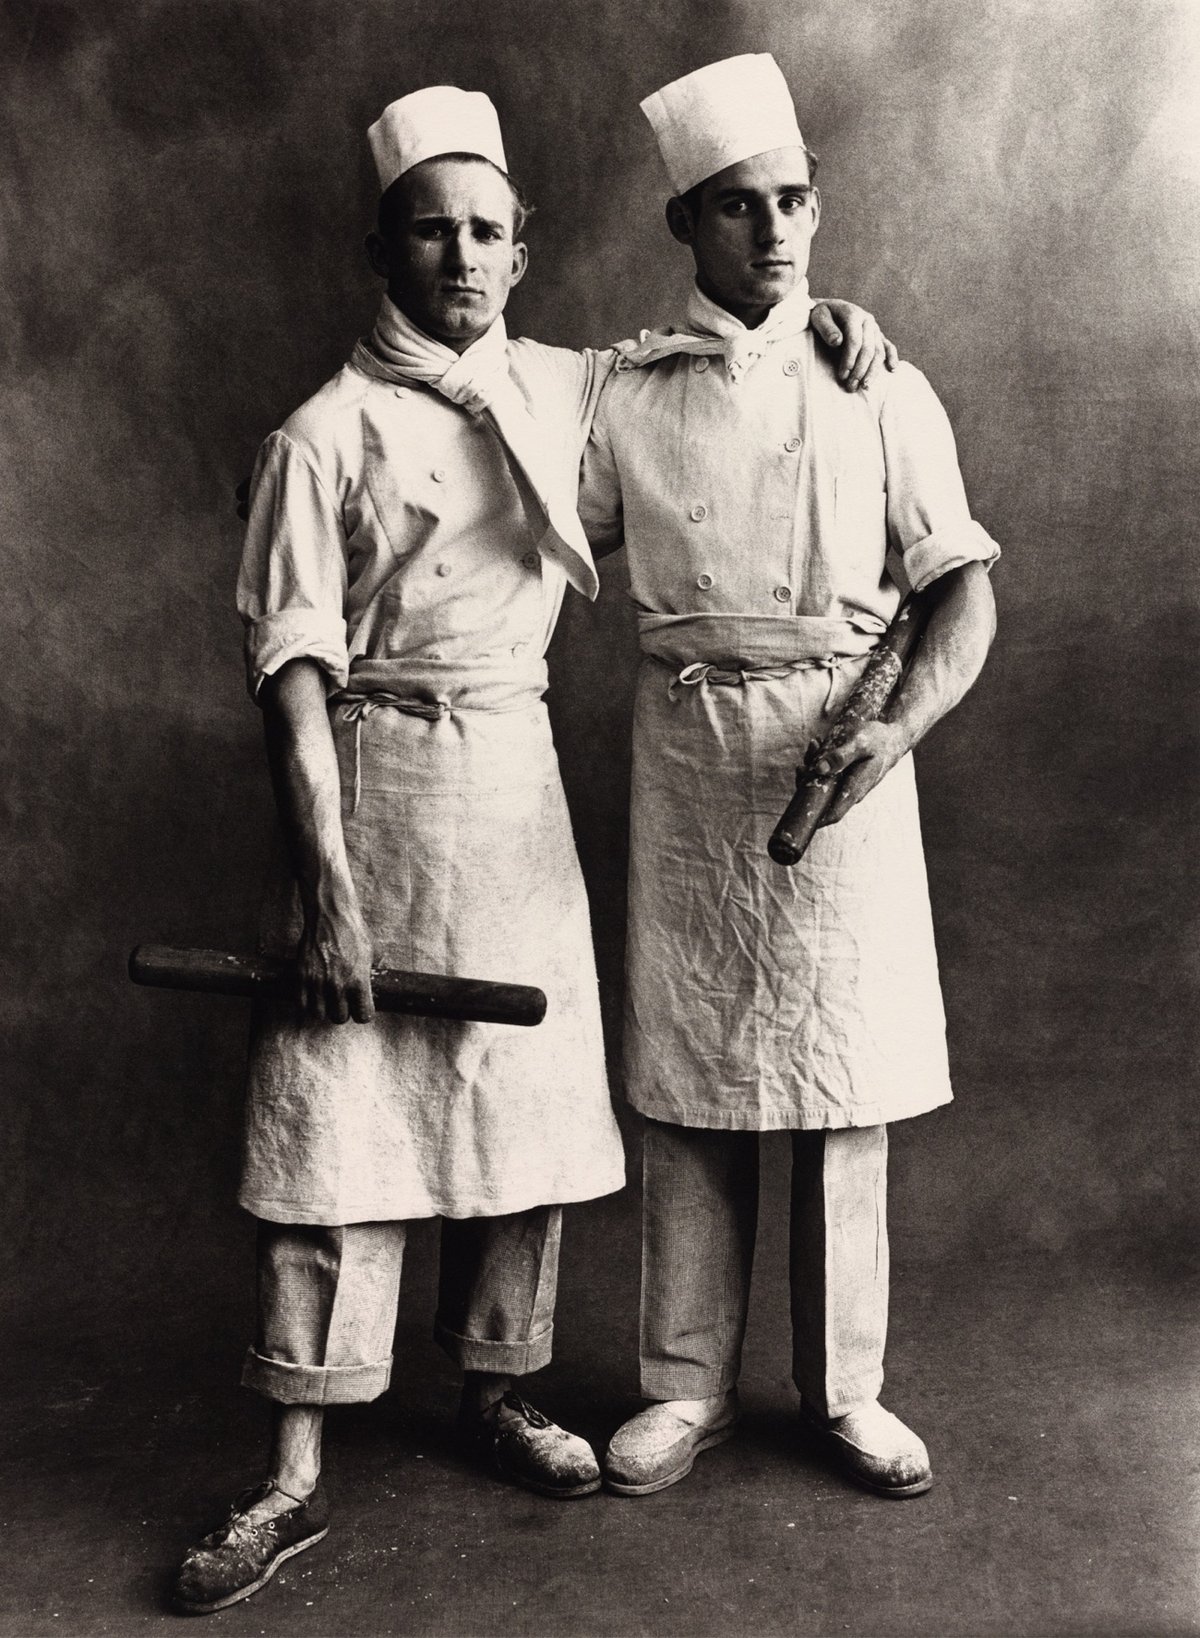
xmin=241 ymin=1207 xmax=561 ymax=1406
xmin=640 ymin=1119 xmax=889 ymax=1418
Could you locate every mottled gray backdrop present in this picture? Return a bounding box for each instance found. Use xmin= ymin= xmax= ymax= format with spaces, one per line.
xmin=2 ymin=0 xmax=1197 ymax=1346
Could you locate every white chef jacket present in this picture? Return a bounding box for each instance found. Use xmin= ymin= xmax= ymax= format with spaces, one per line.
xmin=579 ymin=332 xmax=999 ymax=1130
xmin=236 ymin=340 xmax=626 ymax=1223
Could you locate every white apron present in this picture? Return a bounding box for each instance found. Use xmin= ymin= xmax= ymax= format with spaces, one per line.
xmin=623 ymin=613 xmax=952 ymax=1131
xmin=236 ymin=342 xmax=624 ymax=1223
xmin=578 ymin=331 xmax=998 ymax=1132
xmin=241 ymin=664 xmax=623 ymax=1223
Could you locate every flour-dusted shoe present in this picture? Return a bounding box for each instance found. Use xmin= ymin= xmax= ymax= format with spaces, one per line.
xmin=465 ymin=1391 xmax=601 ymax=1499
xmin=801 ymin=1399 xmax=932 ymax=1497
xmin=604 ymin=1393 xmax=740 ymax=1496
xmin=172 ymin=1479 xmax=330 ymax=1615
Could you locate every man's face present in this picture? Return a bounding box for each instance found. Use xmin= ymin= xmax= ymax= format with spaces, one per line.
xmin=368 ymin=156 xmax=527 ymax=352
xmin=670 ymin=145 xmax=820 ymax=328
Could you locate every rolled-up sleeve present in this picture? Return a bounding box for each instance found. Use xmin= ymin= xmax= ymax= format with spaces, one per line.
xmin=235 ymin=431 xmax=350 ymax=699
xmin=881 ymin=365 xmax=1000 ymax=592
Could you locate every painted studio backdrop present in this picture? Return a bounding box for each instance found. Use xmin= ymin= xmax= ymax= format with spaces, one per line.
xmin=2 ymin=0 xmax=1197 ymax=1467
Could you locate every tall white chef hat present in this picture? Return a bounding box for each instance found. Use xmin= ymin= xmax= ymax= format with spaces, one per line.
xmin=368 ymin=86 xmax=509 ymax=194
xmin=640 ymin=54 xmax=806 ymax=196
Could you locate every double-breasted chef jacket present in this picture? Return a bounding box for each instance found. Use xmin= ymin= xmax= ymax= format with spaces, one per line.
xmin=578 ymin=327 xmax=999 ymax=1133
xmin=237 ymin=340 xmax=626 ymax=1225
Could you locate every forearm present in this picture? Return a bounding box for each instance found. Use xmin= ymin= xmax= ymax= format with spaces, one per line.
xmin=260 ymin=659 xmax=358 ymax=920
xmin=888 ymin=562 xmax=996 ymax=752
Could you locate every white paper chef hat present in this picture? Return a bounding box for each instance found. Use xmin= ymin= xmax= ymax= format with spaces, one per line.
xmin=640 ymin=54 xmax=806 ymax=195
xmin=368 ymin=86 xmax=509 ymax=194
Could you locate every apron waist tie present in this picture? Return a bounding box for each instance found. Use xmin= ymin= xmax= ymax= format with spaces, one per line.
xmin=340 ymin=692 xmax=451 ymax=814
xmin=666 ymin=654 xmax=858 ymax=714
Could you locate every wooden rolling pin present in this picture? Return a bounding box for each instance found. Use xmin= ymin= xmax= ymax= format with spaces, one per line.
xmin=767 ymin=591 xmax=931 ymax=867
xmin=129 ymin=944 xmax=547 ymax=1027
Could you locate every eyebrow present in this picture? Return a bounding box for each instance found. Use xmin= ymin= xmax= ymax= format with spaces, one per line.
xmin=410 ymin=212 xmax=509 ymax=232
xmin=711 ymin=183 xmax=813 ymax=201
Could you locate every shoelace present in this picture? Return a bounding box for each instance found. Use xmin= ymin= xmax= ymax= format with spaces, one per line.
xmin=220 ymin=1513 xmax=274 ymax=1549
xmin=499 ymin=1390 xmax=550 ymax=1429
xmin=214 ymin=1481 xmax=308 ymax=1546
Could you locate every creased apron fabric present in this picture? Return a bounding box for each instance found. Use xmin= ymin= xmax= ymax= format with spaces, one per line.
xmin=235 ymin=339 xmax=625 ymax=1226
xmin=241 ymin=665 xmax=623 ymax=1225
xmin=579 ymin=326 xmax=998 ymax=1134
xmin=624 ymin=614 xmax=953 ymax=1132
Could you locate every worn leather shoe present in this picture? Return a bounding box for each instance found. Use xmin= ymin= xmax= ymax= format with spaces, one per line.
xmin=465 ymin=1391 xmax=601 ymax=1499
xmin=801 ymin=1399 xmax=932 ymax=1497
xmin=172 ymin=1479 xmax=330 ymax=1615
xmin=604 ymin=1393 xmax=740 ymax=1496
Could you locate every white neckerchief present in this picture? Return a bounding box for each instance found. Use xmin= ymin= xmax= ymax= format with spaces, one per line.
xmin=616 ymin=278 xmax=813 ymax=384
xmin=351 ymin=297 xmax=598 ymax=600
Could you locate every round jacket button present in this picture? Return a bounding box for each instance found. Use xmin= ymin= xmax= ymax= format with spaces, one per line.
xmin=690 ymin=503 xmax=708 ymax=522
xmin=697 ymin=573 xmax=714 ymax=590
xmin=785 ymin=436 xmax=802 ymax=452
xmin=436 ymin=562 xmax=452 ymax=577
xmin=693 ymin=356 xmax=710 ymax=373
xmin=394 ymin=387 xmax=409 ymax=398
xmin=783 ymin=358 xmax=800 ymax=377
xmin=522 ymin=551 xmax=539 ymax=570
xmin=773 ymin=584 xmax=792 ymax=602
xmin=432 ymin=467 xmax=448 ymax=482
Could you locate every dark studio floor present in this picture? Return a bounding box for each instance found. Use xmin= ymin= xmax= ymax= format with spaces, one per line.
xmin=2 ymin=1146 xmax=1197 ymax=1638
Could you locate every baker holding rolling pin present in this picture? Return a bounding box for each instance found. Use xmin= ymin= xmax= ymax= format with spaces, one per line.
xmin=578 ymin=55 xmax=1000 ymax=1501
xmin=167 ymin=88 xmax=633 ymax=1615
xmin=170 ymin=78 xmax=893 ymax=1613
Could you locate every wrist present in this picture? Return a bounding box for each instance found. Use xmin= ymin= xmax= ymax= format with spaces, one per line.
xmin=883 ymin=715 xmax=917 ymax=759
xmin=301 ymin=871 xmax=360 ymax=924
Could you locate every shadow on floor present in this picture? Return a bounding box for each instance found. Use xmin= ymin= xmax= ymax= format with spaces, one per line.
xmin=1 ymin=1200 xmax=1197 ymax=1637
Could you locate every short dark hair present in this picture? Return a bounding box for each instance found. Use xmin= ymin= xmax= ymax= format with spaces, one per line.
xmin=377 ymin=153 xmax=533 ymax=239
xmin=678 ymin=144 xmax=819 ymax=220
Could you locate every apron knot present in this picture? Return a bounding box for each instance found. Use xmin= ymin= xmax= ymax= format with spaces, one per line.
xmin=339 ymin=692 xmax=451 ymax=813
xmin=666 ymin=653 xmax=856 ymax=712
xmin=670 ymin=661 xmax=747 ymax=696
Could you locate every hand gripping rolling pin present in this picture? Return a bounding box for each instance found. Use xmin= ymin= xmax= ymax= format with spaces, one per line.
xmin=767 ymin=591 xmax=932 ymax=868
xmin=128 ymin=945 xmax=547 ymax=1027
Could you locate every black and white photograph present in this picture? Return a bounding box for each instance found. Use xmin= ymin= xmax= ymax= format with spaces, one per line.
xmin=2 ymin=1 xmax=1197 ymax=1633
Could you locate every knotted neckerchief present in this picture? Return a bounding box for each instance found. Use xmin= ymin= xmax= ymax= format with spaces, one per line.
xmin=350 ymin=297 xmax=598 ymax=599
xmin=615 ymin=279 xmax=814 ymax=384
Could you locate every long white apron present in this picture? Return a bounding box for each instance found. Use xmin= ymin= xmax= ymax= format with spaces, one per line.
xmin=624 ymin=615 xmax=953 ymax=1132
xmin=240 ymin=665 xmax=624 ymax=1225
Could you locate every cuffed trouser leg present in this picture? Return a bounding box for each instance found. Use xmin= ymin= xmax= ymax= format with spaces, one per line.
xmin=639 ymin=1118 xmax=759 ymax=1400
xmin=242 ymin=1220 xmax=404 ymax=1405
xmin=433 ymin=1206 xmax=561 ymax=1376
xmin=789 ymin=1125 xmax=889 ymax=1419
